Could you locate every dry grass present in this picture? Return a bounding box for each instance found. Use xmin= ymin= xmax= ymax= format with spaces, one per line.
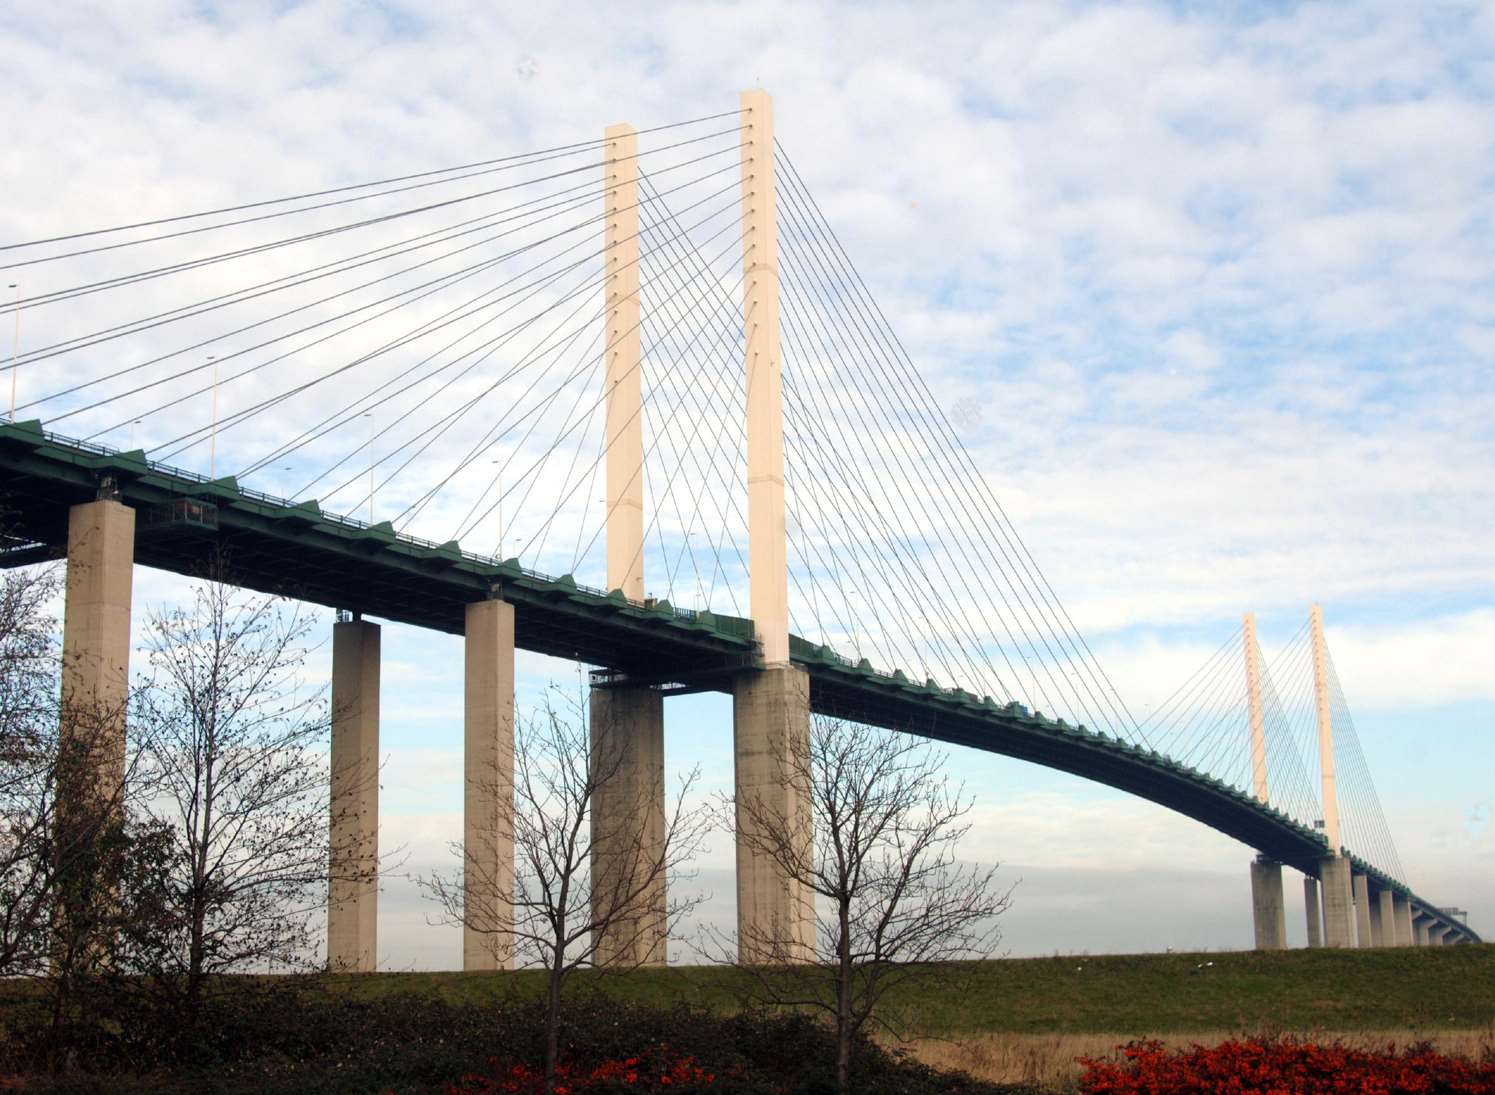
xmin=899 ymin=1026 xmax=1495 ymax=1092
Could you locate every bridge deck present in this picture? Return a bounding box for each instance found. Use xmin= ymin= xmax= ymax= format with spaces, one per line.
xmin=0 ymin=420 xmax=1477 ymax=944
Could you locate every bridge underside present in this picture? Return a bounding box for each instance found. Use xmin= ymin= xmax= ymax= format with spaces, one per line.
xmin=0 ymin=422 xmax=1479 ymax=946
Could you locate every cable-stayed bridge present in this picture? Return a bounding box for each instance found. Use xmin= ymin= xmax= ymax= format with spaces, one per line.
xmin=1 ymin=92 xmax=1478 ymax=966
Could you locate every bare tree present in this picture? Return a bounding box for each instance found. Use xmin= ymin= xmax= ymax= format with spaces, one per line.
xmin=423 ymin=686 xmax=711 ymax=1094
xmin=727 ymin=715 xmax=1011 ymax=1095
xmin=120 ymin=572 xmax=370 ymax=1014
xmin=0 ymin=561 xmax=66 ymax=974
xmin=0 ymin=560 xmax=147 ymax=985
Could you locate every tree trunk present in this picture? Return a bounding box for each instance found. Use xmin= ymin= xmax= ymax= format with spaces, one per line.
xmin=544 ymin=955 xmax=563 ymax=1095
xmin=836 ymin=896 xmax=852 ymax=1094
xmin=187 ymin=884 xmax=205 ymax=1007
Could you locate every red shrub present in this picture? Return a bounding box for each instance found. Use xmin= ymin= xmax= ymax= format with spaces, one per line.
xmin=445 ymin=1043 xmax=730 ymax=1094
xmin=1078 ymin=1037 xmax=1495 ymax=1094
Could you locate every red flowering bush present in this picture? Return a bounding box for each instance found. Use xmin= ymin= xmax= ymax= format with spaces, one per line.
xmin=1079 ymin=1037 xmax=1495 ymax=1094
xmin=445 ymin=1043 xmax=738 ymax=1094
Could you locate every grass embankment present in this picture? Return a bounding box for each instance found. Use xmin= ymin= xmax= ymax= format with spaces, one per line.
xmin=327 ymin=945 xmax=1495 ymax=1036
xmin=4 ymin=947 xmax=1490 ymax=1092
xmin=320 ymin=947 xmax=1495 ymax=1090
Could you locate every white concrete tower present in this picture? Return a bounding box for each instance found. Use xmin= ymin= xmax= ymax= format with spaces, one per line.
xmin=1310 ymin=603 xmax=1340 ymax=853
xmin=604 ymin=122 xmax=645 ymax=600
xmin=739 ymin=88 xmax=790 ymax=667
xmin=1310 ymin=603 xmax=1355 ymax=947
xmin=1242 ymin=612 xmax=1285 ymax=950
xmin=1243 ymin=612 xmax=1268 ymax=805
xmin=732 ymin=89 xmax=814 ymax=964
xmin=591 ymin=120 xmax=668 ymax=967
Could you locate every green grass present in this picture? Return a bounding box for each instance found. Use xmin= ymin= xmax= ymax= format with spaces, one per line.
xmin=322 ymin=946 xmax=1495 ymax=1036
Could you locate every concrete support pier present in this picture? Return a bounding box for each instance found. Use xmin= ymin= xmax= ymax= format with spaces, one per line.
xmin=60 ymin=499 xmax=136 ymax=794
xmin=1413 ymin=916 xmax=1430 ymax=946
xmin=464 ymin=599 xmax=515 ymax=971
xmin=1303 ymin=876 xmax=1323 ymax=947
xmin=1249 ymin=858 xmax=1286 ymax=950
xmin=1352 ymin=872 xmax=1373 ymax=948
xmin=733 ymin=665 xmax=813 ymax=963
xmin=329 ymin=618 xmax=380 ymax=971
xmin=589 ymin=683 xmax=666 ymax=967
xmin=1319 ymin=856 xmax=1356 ymax=948
xmin=1393 ymin=894 xmax=1414 ymax=946
xmin=1371 ymin=887 xmax=1393 ymax=947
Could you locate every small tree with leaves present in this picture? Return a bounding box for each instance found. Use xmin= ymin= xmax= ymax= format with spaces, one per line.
xmin=424 ymin=687 xmax=711 ymax=1094
xmin=727 ymin=715 xmax=1010 ymax=1095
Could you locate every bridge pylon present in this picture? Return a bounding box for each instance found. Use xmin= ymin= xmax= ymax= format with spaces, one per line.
xmin=1243 ymin=614 xmax=1286 ymax=950
xmin=1309 ymin=604 xmax=1358 ymax=947
xmin=589 ymin=120 xmax=668 ymax=968
xmin=732 ymin=89 xmax=814 ymax=963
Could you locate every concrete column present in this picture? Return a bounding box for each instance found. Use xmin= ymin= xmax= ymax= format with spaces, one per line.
xmin=1352 ymin=872 xmax=1373 ymax=948
xmin=739 ymin=89 xmax=790 ymax=667
xmin=60 ymin=499 xmax=136 ymax=795
xmin=1393 ymin=894 xmax=1414 ymax=946
xmin=464 ymin=599 xmax=515 ymax=971
xmin=733 ymin=665 xmax=813 ymax=962
xmin=603 ymin=121 xmax=645 ymax=602
xmin=1428 ymin=925 xmax=1447 ymax=947
xmin=589 ymin=684 xmax=666 ymax=967
xmin=1249 ymin=858 xmax=1286 ymax=950
xmin=1319 ymin=856 xmax=1355 ymax=948
xmin=1303 ymin=875 xmax=1323 ymax=947
xmin=1413 ymin=916 xmax=1430 ymax=946
xmin=1371 ymin=887 xmax=1394 ymax=947
xmin=329 ymin=618 xmax=380 ymax=971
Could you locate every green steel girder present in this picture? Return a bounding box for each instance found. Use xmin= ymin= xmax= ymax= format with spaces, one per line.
xmin=0 ymin=422 xmax=755 ymax=675
xmin=792 ymin=629 xmax=1482 ymax=944
xmin=0 ymin=422 xmax=1477 ymax=945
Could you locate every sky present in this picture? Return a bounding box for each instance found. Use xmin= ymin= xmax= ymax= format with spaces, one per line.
xmin=2 ymin=0 xmax=1492 ymax=966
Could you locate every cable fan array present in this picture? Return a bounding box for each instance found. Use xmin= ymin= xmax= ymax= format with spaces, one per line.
xmin=3 ymin=112 xmax=763 ymax=599
xmin=1143 ymin=623 xmax=1322 ymax=831
xmin=1141 ymin=616 xmax=1405 ymax=885
xmin=12 ymin=115 xmax=1350 ymax=768
xmin=600 ymin=149 xmax=1150 ymax=744
xmin=1266 ymin=622 xmax=1405 ymax=882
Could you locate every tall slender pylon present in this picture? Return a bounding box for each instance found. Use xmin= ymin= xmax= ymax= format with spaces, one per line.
xmin=739 ymin=89 xmax=789 ymax=666
xmin=1310 ymin=603 xmax=1340 ymax=852
xmin=1243 ymin=612 xmax=1268 ymax=805
xmin=604 ymin=123 xmax=645 ymax=600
